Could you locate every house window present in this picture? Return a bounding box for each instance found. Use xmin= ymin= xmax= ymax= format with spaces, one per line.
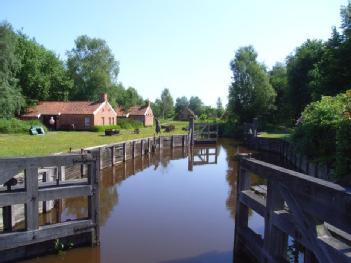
xmin=112 ymin=118 xmax=114 ymax=125
xmin=84 ymin=117 xmax=91 ymax=127
xmin=102 ymin=117 xmax=105 ymax=125
xmin=109 ymin=117 xmax=111 ymax=125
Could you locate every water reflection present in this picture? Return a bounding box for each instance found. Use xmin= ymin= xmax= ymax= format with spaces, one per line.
xmin=23 ymin=139 xmax=259 ymax=263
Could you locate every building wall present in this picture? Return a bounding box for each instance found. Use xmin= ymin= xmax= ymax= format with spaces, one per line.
xmin=57 ymin=114 xmax=94 ymax=130
xmin=94 ymin=103 xmax=117 ymax=126
xmin=144 ymin=107 xmax=154 ymax=126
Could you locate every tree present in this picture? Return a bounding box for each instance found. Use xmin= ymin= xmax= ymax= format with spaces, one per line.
xmin=286 ymin=40 xmax=325 ymax=119
xmin=66 ymin=35 xmax=120 ymax=101
xmin=160 ymin=88 xmax=174 ymax=119
xmin=15 ymin=33 xmax=73 ymax=102
xmin=216 ymin=97 xmax=224 ymax=118
xmin=189 ymin=96 xmax=204 ymax=116
xmin=175 ymin=96 xmax=189 ymax=116
xmin=151 ymin=99 xmax=162 ymax=118
xmin=269 ymin=62 xmax=291 ymax=124
xmin=228 ymin=46 xmax=276 ymax=123
xmin=0 ymin=22 xmax=25 ymax=118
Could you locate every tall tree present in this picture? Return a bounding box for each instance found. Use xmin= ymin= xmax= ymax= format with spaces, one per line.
xmin=0 ymin=22 xmax=25 ymax=118
xmin=175 ymin=96 xmax=189 ymax=116
xmin=189 ymin=96 xmax=204 ymax=116
xmin=66 ymin=35 xmax=120 ymax=101
xmin=269 ymin=62 xmax=291 ymax=124
xmin=286 ymin=39 xmax=324 ymax=119
xmin=216 ymin=97 xmax=224 ymax=118
xmin=160 ymin=88 xmax=174 ymax=119
xmin=228 ymin=46 xmax=276 ymax=123
xmin=15 ymin=33 xmax=73 ymax=102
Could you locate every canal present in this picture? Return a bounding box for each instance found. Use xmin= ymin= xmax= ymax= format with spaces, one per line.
xmin=23 ymin=139 xmax=265 ymax=263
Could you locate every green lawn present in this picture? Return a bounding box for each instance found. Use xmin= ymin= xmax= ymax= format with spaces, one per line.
xmin=0 ymin=121 xmax=187 ymax=157
xmin=257 ymin=132 xmax=290 ymax=139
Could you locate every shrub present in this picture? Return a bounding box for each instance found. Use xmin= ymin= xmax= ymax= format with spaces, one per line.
xmin=91 ymin=119 xmax=144 ymax=132
xmin=91 ymin=125 xmax=119 ymax=132
xmin=291 ymin=90 xmax=351 ymax=177
xmin=117 ymin=118 xmax=144 ymax=129
xmin=0 ymin=118 xmax=47 ymax=134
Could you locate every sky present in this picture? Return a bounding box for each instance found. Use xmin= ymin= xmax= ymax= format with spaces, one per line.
xmin=0 ymin=0 xmax=347 ymax=106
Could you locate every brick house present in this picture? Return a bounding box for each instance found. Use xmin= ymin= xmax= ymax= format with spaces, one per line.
xmin=176 ymin=107 xmax=196 ymax=121
xmin=21 ymin=93 xmax=117 ymax=130
xmin=116 ymin=103 xmax=154 ymax=126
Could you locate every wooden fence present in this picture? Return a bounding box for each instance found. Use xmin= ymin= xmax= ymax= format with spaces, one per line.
xmin=234 ymin=154 xmax=351 ymax=263
xmin=0 ymin=152 xmax=100 ymax=262
xmin=246 ymin=136 xmax=333 ymax=181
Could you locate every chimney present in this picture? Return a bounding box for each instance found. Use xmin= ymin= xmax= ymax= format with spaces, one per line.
xmin=100 ymin=93 xmax=108 ymax=102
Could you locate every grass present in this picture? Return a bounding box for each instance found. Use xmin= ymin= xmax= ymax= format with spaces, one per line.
xmin=0 ymin=121 xmax=187 ymax=157
xmin=257 ymin=132 xmax=291 ymax=139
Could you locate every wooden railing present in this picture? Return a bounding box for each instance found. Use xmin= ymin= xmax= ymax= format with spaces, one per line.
xmin=234 ymin=154 xmax=351 ymax=263
xmin=0 ymin=152 xmax=100 ymax=262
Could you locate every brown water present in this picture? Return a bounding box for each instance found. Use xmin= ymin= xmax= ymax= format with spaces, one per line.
xmin=23 ymin=139 xmax=265 ymax=263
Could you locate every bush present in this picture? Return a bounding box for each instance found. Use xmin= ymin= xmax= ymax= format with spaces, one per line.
xmin=91 ymin=119 xmax=144 ymax=132
xmin=0 ymin=118 xmax=47 ymax=134
xmin=117 ymin=118 xmax=144 ymax=129
xmin=291 ymin=90 xmax=351 ymax=177
xmin=91 ymin=125 xmax=119 ymax=132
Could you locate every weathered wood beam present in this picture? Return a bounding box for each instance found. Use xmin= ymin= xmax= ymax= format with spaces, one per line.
xmin=0 ymin=220 xmax=94 ymax=251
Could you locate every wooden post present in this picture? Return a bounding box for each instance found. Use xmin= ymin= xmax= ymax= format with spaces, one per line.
xmin=171 ymin=136 xmax=174 ymax=148
xmin=182 ymin=135 xmax=185 ymax=148
xmin=233 ymin=155 xmax=251 ymax=261
xmin=88 ymin=151 xmax=100 ymax=245
xmin=25 ymin=167 xmax=39 ymax=231
xmin=123 ymin=143 xmax=127 ymax=162
xmin=132 ymin=141 xmax=136 ymax=159
xmin=141 ymin=140 xmax=144 ymax=156
xmin=99 ymin=147 xmax=103 ymax=169
xmin=111 ymin=146 xmax=115 ymax=166
xmin=262 ymin=182 xmax=287 ymax=262
xmin=148 ymin=138 xmax=151 ymax=153
xmin=189 ymin=117 xmax=194 ymax=145
xmin=42 ymin=172 xmax=47 ymax=213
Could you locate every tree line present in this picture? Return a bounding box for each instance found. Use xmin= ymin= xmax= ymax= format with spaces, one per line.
xmin=0 ymin=22 xmax=222 ymax=120
xmin=227 ymin=3 xmax=351 ymax=126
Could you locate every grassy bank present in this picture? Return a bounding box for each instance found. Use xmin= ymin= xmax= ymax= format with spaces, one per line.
xmin=0 ymin=121 xmax=187 ymax=157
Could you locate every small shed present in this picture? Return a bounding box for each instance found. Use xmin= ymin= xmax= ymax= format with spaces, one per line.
xmin=115 ymin=103 xmax=154 ymax=127
xmin=177 ymin=107 xmax=196 ymax=121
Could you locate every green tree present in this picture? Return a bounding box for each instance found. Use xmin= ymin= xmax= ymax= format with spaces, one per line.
xmin=160 ymin=88 xmax=174 ymax=119
xmin=228 ymin=46 xmax=276 ymax=123
xmin=151 ymin=99 xmax=162 ymax=118
xmin=0 ymin=22 xmax=25 ymax=118
xmin=66 ymin=35 xmax=120 ymax=101
xmin=269 ymin=62 xmax=291 ymax=124
xmin=286 ymin=40 xmax=325 ymax=119
xmin=175 ymin=96 xmax=189 ymax=116
xmin=216 ymin=97 xmax=224 ymax=118
xmin=189 ymin=96 xmax=204 ymax=116
xmin=16 ymin=33 xmax=73 ymax=102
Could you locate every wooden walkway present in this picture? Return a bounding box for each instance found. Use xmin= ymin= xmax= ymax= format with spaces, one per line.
xmin=234 ymin=154 xmax=351 ymax=263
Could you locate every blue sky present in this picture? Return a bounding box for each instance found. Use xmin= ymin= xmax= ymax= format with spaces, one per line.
xmin=1 ymin=0 xmax=347 ymax=106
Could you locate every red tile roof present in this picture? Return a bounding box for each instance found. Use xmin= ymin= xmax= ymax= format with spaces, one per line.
xmin=22 ymin=101 xmax=103 ymax=117
xmin=115 ymin=105 xmax=151 ymax=117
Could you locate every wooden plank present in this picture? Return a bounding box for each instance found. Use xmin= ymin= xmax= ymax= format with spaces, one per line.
xmin=25 ymin=167 xmax=39 ymax=231
xmin=38 ymin=185 xmax=92 ymax=201
xmin=0 ymin=154 xmax=86 ymax=184
xmin=0 ymin=192 xmax=26 ymax=206
xmin=0 ymin=220 xmax=94 ymax=251
xmin=239 ymin=190 xmax=266 ymax=217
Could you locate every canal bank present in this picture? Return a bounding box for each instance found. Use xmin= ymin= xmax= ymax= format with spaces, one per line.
xmin=20 ymin=139 xmax=260 ymax=263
